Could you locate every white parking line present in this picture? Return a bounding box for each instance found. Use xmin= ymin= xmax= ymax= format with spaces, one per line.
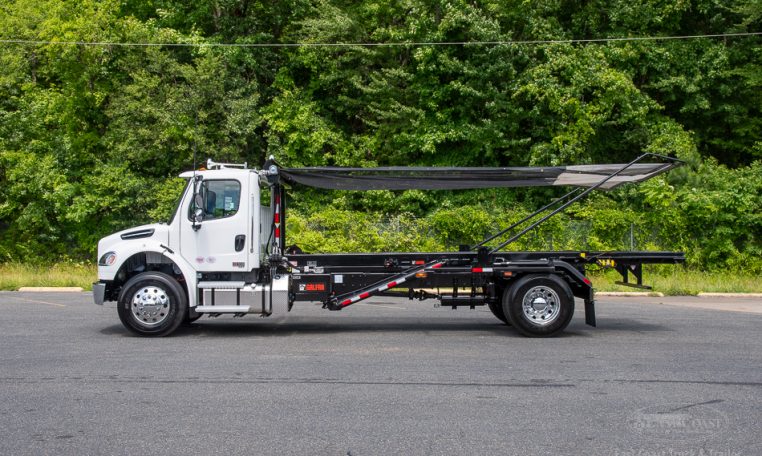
xmin=3 ymin=296 xmax=67 ymax=308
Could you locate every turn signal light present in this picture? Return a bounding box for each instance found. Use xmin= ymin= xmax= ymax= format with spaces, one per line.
xmin=98 ymin=252 xmax=117 ymax=266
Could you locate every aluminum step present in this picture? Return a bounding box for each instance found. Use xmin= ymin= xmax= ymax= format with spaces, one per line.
xmin=197 ymin=281 xmax=246 ymax=289
xmin=195 ymin=305 xmax=252 ymax=313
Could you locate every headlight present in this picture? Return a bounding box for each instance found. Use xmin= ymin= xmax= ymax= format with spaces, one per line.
xmin=98 ymin=252 xmax=117 ymax=266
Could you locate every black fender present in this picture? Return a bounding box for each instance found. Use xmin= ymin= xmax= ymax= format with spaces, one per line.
xmin=551 ymin=260 xmax=596 ymax=327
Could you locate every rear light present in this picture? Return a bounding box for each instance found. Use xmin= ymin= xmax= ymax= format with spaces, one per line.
xmin=415 ymin=272 xmax=427 ymax=278
xmin=583 ymin=277 xmax=592 ymax=286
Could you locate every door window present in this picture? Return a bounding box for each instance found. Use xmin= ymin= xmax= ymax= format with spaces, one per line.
xmin=189 ymin=180 xmax=241 ymax=221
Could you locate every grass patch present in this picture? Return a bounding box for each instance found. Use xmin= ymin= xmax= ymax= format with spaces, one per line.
xmin=0 ymin=262 xmax=759 ymax=295
xmin=0 ymin=263 xmax=96 ymax=291
xmin=588 ymin=267 xmax=762 ymax=295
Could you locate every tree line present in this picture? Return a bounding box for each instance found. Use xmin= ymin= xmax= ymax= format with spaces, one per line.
xmin=0 ymin=0 xmax=760 ymax=272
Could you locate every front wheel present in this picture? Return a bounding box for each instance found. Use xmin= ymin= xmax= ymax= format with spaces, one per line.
xmin=502 ymin=275 xmax=574 ymax=337
xmin=117 ymin=271 xmax=187 ymax=336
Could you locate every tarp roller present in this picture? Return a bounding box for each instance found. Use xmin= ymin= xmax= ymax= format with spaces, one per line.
xmin=278 ymin=162 xmax=678 ymax=191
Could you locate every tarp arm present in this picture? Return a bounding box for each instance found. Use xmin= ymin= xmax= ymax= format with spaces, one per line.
xmin=488 ymin=153 xmax=678 ymax=254
xmin=471 ymin=187 xmax=582 ymax=250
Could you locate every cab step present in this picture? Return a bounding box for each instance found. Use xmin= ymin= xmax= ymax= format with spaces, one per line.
xmin=195 ymin=305 xmax=252 ymax=313
xmin=197 ymin=281 xmax=245 ymax=289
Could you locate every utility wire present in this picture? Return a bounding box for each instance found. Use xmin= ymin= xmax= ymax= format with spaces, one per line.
xmin=0 ymin=32 xmax=760 ymax=48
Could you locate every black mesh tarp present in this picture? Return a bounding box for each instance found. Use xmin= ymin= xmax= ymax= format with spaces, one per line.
xmin=279 ymin=163 xmax=677 ymax=191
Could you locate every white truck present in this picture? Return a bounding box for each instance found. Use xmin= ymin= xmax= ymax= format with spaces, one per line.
xmin=93 ymin=155 xmax=685 ymax=337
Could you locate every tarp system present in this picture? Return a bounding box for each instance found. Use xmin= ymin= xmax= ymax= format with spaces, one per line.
xmin=278 ymin=162 xmax=678 ymax=191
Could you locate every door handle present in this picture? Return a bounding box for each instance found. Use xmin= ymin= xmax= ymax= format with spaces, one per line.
xmin=235 ymin=235 xmax=245 ymax=252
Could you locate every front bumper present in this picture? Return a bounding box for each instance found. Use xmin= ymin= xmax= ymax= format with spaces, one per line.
xmin=93 ymin=282 xmax=106 ymax=305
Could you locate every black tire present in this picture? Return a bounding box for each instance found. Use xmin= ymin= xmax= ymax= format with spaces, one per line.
xmin=117 ymin=271 xmax=187 ymax=336
xmin=502 ymin=274 xmax=575 ymax=337
xmin=487 ymin=300 xmax=510 ymax=325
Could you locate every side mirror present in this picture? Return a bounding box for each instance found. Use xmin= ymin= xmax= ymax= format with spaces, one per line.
xmin=192 ymin=176 xmax=204 ymax=230
xmin=193 ymin=194 xmax=204 ymax=215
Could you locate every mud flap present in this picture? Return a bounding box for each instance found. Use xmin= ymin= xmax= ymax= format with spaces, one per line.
xmin=584 ymin=291 xmax=596 ymax=327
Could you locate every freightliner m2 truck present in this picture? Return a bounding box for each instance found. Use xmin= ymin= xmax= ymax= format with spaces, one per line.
xmin=93 ymin=154 xmax=685 ymax=337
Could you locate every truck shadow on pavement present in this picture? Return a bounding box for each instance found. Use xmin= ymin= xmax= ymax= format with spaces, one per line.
xmin=101 ymin=320 xmax=520 ymax=337
xmin=99 ymin=317 xmax=668 ymax=338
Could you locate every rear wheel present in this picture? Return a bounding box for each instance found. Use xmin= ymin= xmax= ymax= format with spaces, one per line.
xmin=117 ymin=271 xmax=187 ymax=336
xmin=502 ymin=275 xmax=574 ymax=337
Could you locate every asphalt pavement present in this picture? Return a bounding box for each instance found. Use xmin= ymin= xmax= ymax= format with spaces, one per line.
xmin=1 ymin=292 xmax=761 ymax=456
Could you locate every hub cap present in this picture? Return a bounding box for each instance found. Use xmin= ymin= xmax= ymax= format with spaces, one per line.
xmin=522 ymin=286 xmax=560 ymax=326
xmin=131 ymin=286 xmax=170 ymax=327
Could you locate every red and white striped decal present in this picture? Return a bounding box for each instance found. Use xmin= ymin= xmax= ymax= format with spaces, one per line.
xmin=376 ymin=278 xmax=404 ymax=292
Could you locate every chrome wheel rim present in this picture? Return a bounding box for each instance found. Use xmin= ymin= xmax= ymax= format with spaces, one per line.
xmin=522 ymin=286 xmax=560 ymax=326
xmin=131 ymin=286 xmax=170 ymax=327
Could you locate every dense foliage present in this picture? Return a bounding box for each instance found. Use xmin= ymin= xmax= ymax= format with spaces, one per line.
xmin=0 ymin=0 xmax=760 ymax=272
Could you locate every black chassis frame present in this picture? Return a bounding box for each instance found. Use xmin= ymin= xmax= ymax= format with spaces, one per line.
xmin=287 ymin=250 xmax=685 ymax=327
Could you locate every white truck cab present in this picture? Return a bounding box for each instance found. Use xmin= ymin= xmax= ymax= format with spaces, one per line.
xmin=93 ymin=159 xmax=288 ymax=336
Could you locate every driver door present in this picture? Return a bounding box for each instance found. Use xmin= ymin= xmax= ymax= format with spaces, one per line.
xmin=179 ymin=178 xmax=249 ymax=272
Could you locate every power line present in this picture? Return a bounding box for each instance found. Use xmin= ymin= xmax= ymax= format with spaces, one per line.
xmin=0 ymin=32 xmax=760 ymax=48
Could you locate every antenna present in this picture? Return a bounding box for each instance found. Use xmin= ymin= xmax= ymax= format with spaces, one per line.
xmin=190 ymin=111 xmax=201 ymax=231
xmin=193 ymin=110 xmax=198 ymax=174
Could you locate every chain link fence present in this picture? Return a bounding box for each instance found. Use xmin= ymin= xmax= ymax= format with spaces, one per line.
xmin=297 ymin=212 xmax=673 ymax=253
